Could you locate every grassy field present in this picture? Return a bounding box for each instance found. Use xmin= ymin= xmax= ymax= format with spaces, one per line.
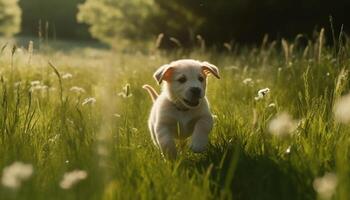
xmin=0 ymin=32 xmax=349 ymax=200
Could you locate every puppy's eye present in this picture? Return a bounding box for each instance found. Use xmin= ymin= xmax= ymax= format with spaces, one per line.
xmin=177 ymin=77 xmax=187 ymax=83
xmin=198 ymin=76 xmax=204 ymax=82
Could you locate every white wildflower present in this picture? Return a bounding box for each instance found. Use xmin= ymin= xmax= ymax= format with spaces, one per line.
xmin=113 ymin=113 xmax=121 ymax=118
xmin=30 ymin=84 xmax=48 ymax=93
xmin=313 ymin=173 xmax=337 ymax=200
xmin=30 ymin=80 xmax=41 ymax=86
xmin=62 ymin=73 xmax=73 ymax=79
xmin=333 ymin=93 xmax=350 ymax=124
xmin=268 ymin=112 xmax=297 ymax=138
xmin=268 ymin=103 xmax=276 ymax=108
xmin=70 ymin=86 xmax=86 ymax=94
xmin=242 ymin=78 xmax=253 ymax=85
xmin=285 ymin=146 xmax=291 ymax=154
xmin=1 ymin=162 xmax=33 ymax=189
xmin=59 ymin=170 xmax=88 ymax=189
xmin=82 ymin=97 xmax=96 ymax=106
xmin=255 ymin=88 xmax=270 ymax=100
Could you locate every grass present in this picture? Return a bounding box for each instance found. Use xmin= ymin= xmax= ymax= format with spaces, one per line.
xmin=0 ymin=32 xmax=349 ymax=200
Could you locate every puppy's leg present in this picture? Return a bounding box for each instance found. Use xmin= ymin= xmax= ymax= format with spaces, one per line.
xmin=190 ymin=116 xmax=213 ymax=153
xmin=155 ymin=125 xmax=177 ymax=159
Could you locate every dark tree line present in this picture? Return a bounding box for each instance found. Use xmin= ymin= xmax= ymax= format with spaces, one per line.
xmin=15 ymin=0 xmax=350 ymax=46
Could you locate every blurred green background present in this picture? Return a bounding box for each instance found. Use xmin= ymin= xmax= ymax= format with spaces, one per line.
xmin=1 ymin=0 xmax=350 ymax=47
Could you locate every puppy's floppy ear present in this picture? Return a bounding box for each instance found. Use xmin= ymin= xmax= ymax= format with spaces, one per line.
xmin=202 ymin=61 xmax=220 ymax=79
xmin=153 ymin=64 xmax=174 ymax=84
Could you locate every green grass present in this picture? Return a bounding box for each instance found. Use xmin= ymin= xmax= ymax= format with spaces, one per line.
xmin=0 ymin=33 xmax=349 ymax=200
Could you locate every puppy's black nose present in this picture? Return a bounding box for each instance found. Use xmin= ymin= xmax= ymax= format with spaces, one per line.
xmin=190 ymin=87 xmax=201 ymax=98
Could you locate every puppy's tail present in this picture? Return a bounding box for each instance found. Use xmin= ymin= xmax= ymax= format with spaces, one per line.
xmin=142 ymin=84 xmax=158 ymax=102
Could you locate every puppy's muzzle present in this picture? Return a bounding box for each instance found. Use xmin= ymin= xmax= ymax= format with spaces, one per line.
xmin=183 ymin=87 xmax=202 ymax=107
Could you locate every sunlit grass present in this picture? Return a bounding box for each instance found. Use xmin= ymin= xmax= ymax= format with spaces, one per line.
xmin=0 ymin=33 xmax=349 ymax=199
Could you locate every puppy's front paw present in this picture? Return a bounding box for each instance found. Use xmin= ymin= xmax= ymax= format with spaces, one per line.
xmin=190 ymin=139 xmax=208 ymax=153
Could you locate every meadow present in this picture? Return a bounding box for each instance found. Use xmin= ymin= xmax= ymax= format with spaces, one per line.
xmin=0 ymin=31 xmax=349 ymax=200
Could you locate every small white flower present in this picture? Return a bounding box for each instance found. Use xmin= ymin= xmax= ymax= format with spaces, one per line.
xmin=30 ymin=80 xmax=41 ymax=86
xmin=59 ymin=170 xmax=88 ymax=189
xmin=70 ymin=86 xmax=86 ymax=94
xmin=285 ymin=146 xmax=291 ymax=154
xmin=1 ymin=162 xmax=33 ymax=189
xmin=30 ymin=84 xmax=49 ymax=92
xmin=113 ymin=113 xmax=121 ymax=118
xmin=268 ymin=112 xmax=297 ymax=138
xmin=82 ymin=97 xmax=96 ymax=106
xmin=62 ymin=73 xmax=73 ymax=79
xmin=242 ymin=78 xmax=253 ymax=85
xmin=333 ymin=93 xmax=350 ymax=124
xmin=268 ymin=103 xmax=276 ymax=108
xmin=313 ymin=173 xmax=337 ymax=200
xmin=255 ymin=88 xmax=270 ymax=100
xmin=326 ymin=72 xmax=330 ymax=76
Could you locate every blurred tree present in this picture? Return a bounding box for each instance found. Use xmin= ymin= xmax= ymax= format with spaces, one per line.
xmin=0 ymin=0 xmax=21 ymax=36
xmin=19 ymin=0 xmax=90 ymax=40
xmin=77 ymin=0 xmax=156 ymax=47
xmin=77 ymin=0 xmax=203 ymax=48
xmin=78 ymin=0 xmax=350 ymax=47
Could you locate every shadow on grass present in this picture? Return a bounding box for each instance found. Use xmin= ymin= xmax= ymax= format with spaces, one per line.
xmin=182 ymin=142 xmax=316 ymax=200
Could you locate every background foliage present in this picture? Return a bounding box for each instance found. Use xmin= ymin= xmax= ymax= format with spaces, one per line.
xmin=0 ymin=0 xmax=21 ymax=36
xmin=6 ymin=0 xmax=348 ymax=47
xmin=19 ymin=0 xmax=90 ymax=40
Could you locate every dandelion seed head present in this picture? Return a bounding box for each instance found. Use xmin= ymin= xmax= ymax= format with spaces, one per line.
xmin=334 ymin=93 xmax=350 ymax=124
xmin=313 ymin=173 xmax=337 ymax=200
xmin=59 ymin=170 xmax=87 ymax=189
xmin=1 ymin=162 xmax=33 ymax=189
xmin=268 ymin=112 xmax=297 ymax=137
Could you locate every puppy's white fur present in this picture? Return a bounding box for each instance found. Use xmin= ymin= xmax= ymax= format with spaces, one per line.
xmin=143 ymin=59 xmax=220 ymax=159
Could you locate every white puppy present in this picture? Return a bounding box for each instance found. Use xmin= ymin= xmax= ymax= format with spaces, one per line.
xmin=143 ymin=59 xmax=220 ymax=159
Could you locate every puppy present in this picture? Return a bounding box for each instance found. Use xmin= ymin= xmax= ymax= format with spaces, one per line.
xmin=143 ymin=59 xmax=220 ymax=159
